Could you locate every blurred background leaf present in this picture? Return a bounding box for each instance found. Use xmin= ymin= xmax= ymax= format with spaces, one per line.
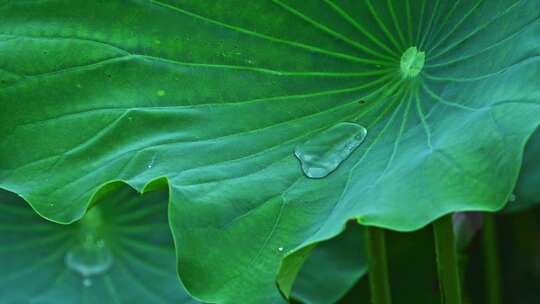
xmin=291 ymin=223 xmax=367 ymax=304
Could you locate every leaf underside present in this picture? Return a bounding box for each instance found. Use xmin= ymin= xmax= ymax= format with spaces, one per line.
xmin=1 ymin=0 xmax=539 ymax=302
xmin=0 ymin=188 xmax=198 ymax=304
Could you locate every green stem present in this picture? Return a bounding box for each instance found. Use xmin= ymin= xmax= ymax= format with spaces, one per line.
xmin=433 ymin=215 xmax=462 ymax=304
xmin=483 ymin=213 xmax=502 ymax=304
xmin=367 ymin=227 xmax=392 ymax=304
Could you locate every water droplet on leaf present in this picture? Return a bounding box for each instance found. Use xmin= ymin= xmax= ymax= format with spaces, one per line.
xmin=147 ymin=155 xmax=156 ymax=169
xmin=278 ymin=247 xmax=284 ymax=252
xmin=157 ymin=90 xmax=166 ymax=97
xmin=508 ymin=193 xmax=517 ymax=202
xmin=294 ymin=122 xmax=367 ymax=179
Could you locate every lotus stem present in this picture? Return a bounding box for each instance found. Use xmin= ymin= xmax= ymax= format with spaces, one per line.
xmin=483 ymin=213 xmax=502 ymax=304
xmin=433 ymin=214 xmax=462 ymax=304
xmin=367 ymin=226 xmax=392 ymax=304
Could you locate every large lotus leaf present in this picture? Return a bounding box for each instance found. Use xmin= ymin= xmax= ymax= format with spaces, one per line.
xmin=1 ymin=1 xmax=540 ymax=303
xmin=504 ymin=127 xmax=540 ymax=212
xmin=0 ymin=188 xmax=198 ymax=304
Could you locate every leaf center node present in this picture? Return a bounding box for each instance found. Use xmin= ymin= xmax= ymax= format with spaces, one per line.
xmin=400 ymin=47 xmax=425 ymax=78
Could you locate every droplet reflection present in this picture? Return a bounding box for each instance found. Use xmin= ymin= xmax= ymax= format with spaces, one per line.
xmin=294 ymin=122 xmax=368 ymax=178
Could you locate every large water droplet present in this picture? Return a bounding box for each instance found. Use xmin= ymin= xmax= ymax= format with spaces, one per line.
xmin=65 ymin=207 xmax=113 ymax=277
xmin=294 ymin=122 xmax=367 ymax=179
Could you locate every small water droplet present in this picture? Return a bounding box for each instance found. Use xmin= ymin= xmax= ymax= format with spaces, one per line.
xmin=83 ymin=278 xmax=92 ymax=287
xmin=278 ymin=247 xmax=284 ymax=252
xmin=508 ymin=193 xmax=517 ymax=202
xmin=294 ymin=122 xmax=367 ymax=178
xmin=147 ymin=155 xmax=156 ymax=169
xmin=157 ymin=90 xmax=166 ymax=97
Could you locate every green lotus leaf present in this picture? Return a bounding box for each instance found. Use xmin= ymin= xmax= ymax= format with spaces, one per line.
xmin=0 ymin=188 xmax=198 ymax=304
xmin=1 ymin=1 xmax=539 ymax=302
